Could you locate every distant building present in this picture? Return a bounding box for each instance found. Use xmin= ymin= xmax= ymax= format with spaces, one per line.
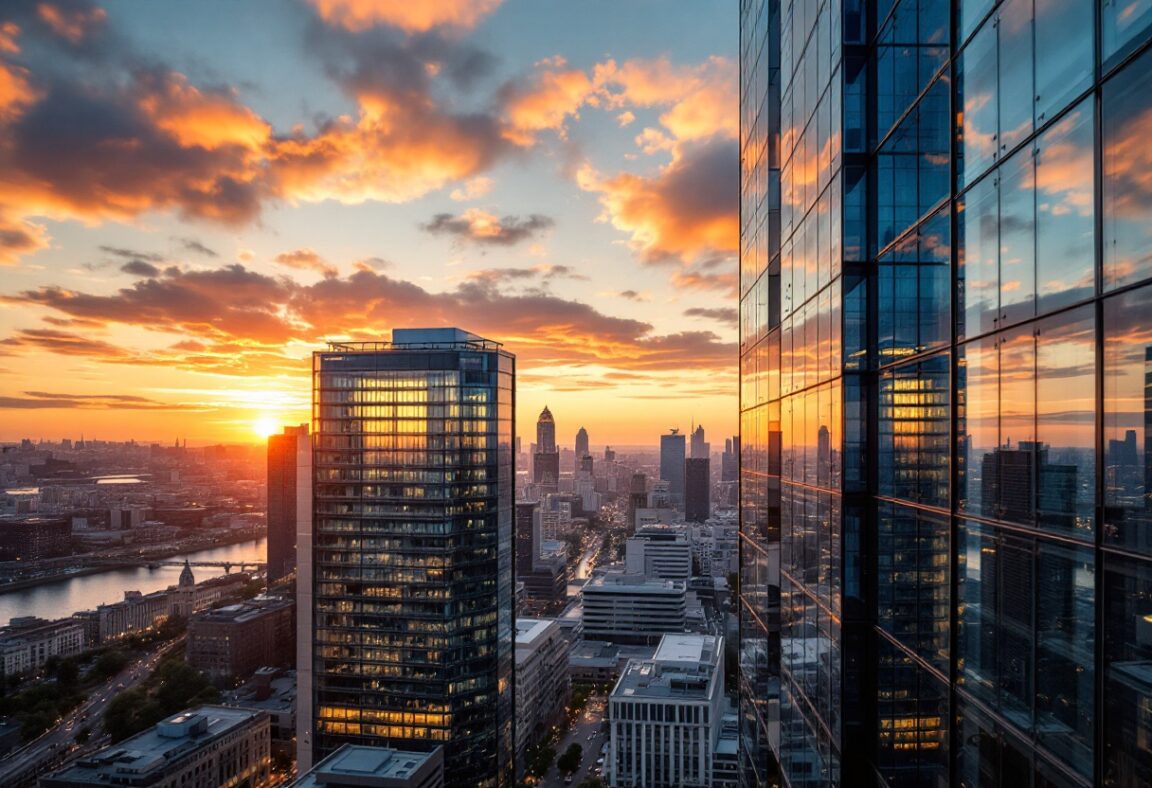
xmin=626 ymin=474 xmax=647 ymax=530
xmin=582 ymin=574 xmax=687 ymax=644
xmin=720 ymin=437 xmax=738 ymax=483
xmin=0 ymin=617 xmax=85 ymax=676
xmin=515 ymin=619 xmax=570 ymax=765
xmin=515 ymin=502 xmax=567 ymax=610
xmin=690 ymin=424 xmax=710 ymax=460
xmin=41 ymin=706 xmax=270 ymax=788
xmin=187 ymin=597 xmax=295 ymax=680
xmin=685 ymin=457 xmax=710 ymax=523
xmin=575 ymin=426 xmax=589 ymax=461
xmin=93 ymin=590 xmax=170 ymax=643
xmin=168 ymin=563 xmax=250 ymax=619
xmin=224 ymin=668 xmax=297 ymax=757
xmin=608 ymin=634 xmax=726 ymax=788
xmin=291 ymin=744 xmax=444 ymax=788
xmin=625 ymin=526 xmax=692 ymax=580
xmin=0 ymin=516 xmax=70 ymax=561
xmin=659 ymin=431 xmax=686 ymax=507
xmin=267 ymin=425 xmax=309 ymax=582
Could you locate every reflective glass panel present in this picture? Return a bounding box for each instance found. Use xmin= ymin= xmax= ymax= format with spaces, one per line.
xmin=998 ymin=145 xmax=1036 ymax=325
xmin=998 ymin=0 xmax=1034 ymax=151
xmin=1035 ymin=99 xmax=1095 ymax=314
xmin=959 ymin=22 xmax=999 ymax=186
xmin=1103 ymin=0 xmax=1152 ymax=63
xmin=1103 ymin=47 xmax=1152 ymax=291
xmin=959 ymin=337 xmax=999 ymax=518
xmin=1034 ymin=0 xmax=1093 ymax=125
xmin=997 ymin=326 xmax=1036 ymax=526
xmin=960 ymin=175 xmax=999 ymax=338
xmin=1102 ymin=554 xmax=1152 ymax=786
xmin=1103 ymin=284 xmax=1152 ymax=553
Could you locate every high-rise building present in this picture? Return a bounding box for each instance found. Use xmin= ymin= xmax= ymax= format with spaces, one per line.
xmin=685 ymin=457 xmax=710 ymax=523
xmin=267 ymin=424 xmax=308 ymax=583
xmin=690 ymin=423 xmax=709 ymax=459
xmin=575 ymin=426 xmax=589 ymax=459
xmin=740 ymin=1 xmax=1152 ymax=785
xmin=660 ymin=430 xmax=686 ymax=507
xmin=298 ymin=328 xmax=514 ymax=786
xmin=533 ymin=407 xmax=560 ymax=492
xmin=626 ymin=472 xmax=647 ymax=531
xmin=721 ymin=436 xmax=739 ymax=482
xmin=536 ymin=405 xmax=556 ymax=452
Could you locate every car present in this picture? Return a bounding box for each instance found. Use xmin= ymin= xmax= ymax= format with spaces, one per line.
xmin=564 ymin=777 xmax=573 ymax=785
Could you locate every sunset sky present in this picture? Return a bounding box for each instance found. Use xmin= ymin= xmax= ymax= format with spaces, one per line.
xmin=0 ymin=0 xmax=737 ymax=447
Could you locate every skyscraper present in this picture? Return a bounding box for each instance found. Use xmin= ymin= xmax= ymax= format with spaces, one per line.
xmin=533 ymin=406 xmax=559 ymax=492
xmin=684 ymin=457 xmax=710 ymax=523
xmin=267 ymin=424 xmax=308 ymax=583
xmin=721 ymin=436 xmax=738 ymax=482
xmin=298 ymin=328 xmax=514 ymax=786
xmin=660 ymin=429 xmax=686 ymax=507
xmin=739 ymin=1 xmax=1147 ymax=785
xmin=575 ymin=426 xmax=589 ymax=459
xmin=690 ymin=423 xmax=709 ymax=459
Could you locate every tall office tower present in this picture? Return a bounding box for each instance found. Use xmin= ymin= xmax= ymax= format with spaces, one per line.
xmin=299 ymin=328 xmax=514 ymax=787
xmin=722 ymin=436 xmax=739 ymax=482
xmin=690 ymin=423 xmax=710 ymax=459
xmin=267 ymin=425 xmax=308 ymax=583
xmin=685 ymin=457 xmax=710 ymax=523
xmin=660 ymin=430 xmax=686 ymax=507
xmin=575 ymin=426 xmax=589 ymax=459
xmin=739 ymin=1 xmax=1152 ymax=785
xmin=515 ymin=501 xmax=539 ymax=576
xmin=536 ymin=405 xmax=556 ymax=452
xmin=533 ymin=406 xmax=560 ymax=492
xmin=627 ymin=472 xmax=647 ymax=531
xmin=604 ymin=445 xmax=616 ymax=462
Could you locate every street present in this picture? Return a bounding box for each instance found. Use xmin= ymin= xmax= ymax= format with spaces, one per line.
xmin=541 ymin=693 xmax=609 ymax=787
xmin=0 ymin=637 xmax=180 ymax=786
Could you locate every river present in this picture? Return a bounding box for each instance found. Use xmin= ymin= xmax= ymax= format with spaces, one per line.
xmin=0 ymin=537 xmax=267 ymax=626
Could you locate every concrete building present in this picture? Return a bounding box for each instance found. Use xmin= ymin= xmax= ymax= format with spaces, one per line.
xmin=514 ymin=619 xmax=570 ymax=765
xmin=292 ymin=745 xmax=444 ymax=788
xmin=0 ymin=515 xmax=70 ymax=561
xmin=582 ymin=574 xmax=687 ymax=645
xmin=42 ymin=706 xmax=270 ymax=787
xmin=624 ymin=526 xmax=692 ymax=580
xmin=607 ymin=634 xmax=726 ymax=788
xmin=267 ymin=424 xmax=309 ymax=582
xmin=0 ymin=617 xmax=85 ymax=676
xmin=188 ymin=597 xmax=295 ymax=680
xmin=575 ymin=427 xmax=589 ymax=462
xmin=224 ymin=668 xmax=297 ymax=757
xmin=93 ymin=590 xmax=170 ymax=643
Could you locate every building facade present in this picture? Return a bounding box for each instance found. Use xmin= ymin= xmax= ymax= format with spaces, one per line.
xmin=187 ymin=597 xmax=295 ymax=680
xmin=514 ymin=619 xmax=570 ymax=766
xmin=685 ymin=457 xmax=711 ymax=523
xmin=608 ymin=634 xmax=726 ymax=788
xmin=299 ymin=328 xmax=515 ymax=786
xmin=0 ymin=618 xmax=85 ymax=676
xmin=267 ymin=424 xmax=309 ymax=583
xmin=42 ymin=707 xmax=271 ymax=788
xmin=739 ymin=1 xmax=1152 ymax=786
xmin=625 ymin=526 xmax=693 ymax=580
xmin=660 ymin=431 xmax=687 ymax=507
xmin=582 ymin=574 xmax=687 ymax=644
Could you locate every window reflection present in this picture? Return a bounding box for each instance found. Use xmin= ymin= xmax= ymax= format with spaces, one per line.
xmin=998 ymin=147 xmax=1035 ymax=324
xmin=959 ymin=337 xmax=999 ymax=519
xmin=1035 ymin=100 xmax=1095 ymax=313
xmin=959 ymin=173 xmax=999 ymax=338
xmin=1103 ymin=284 xmax=1152 ymax=553
xmin=1103 ymin=46 xmax=1152 ymax=291
xmin=959 ymin=22 xmax=998 ymax=186
xmin=1034 ymin=0 xmax=1093 ymax=125
xmin=1103 ymin=0 xmax=1152 ymax=64
xmin=878 ymin=353 xmax=950 ymax=508
xmin=1102 ymin=555 xmax=1152 ymax=786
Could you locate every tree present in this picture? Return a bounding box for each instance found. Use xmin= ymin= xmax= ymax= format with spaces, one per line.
xmin=577 ymin=778 xmax=605 ymax=788
xmin=557 ymin=742 xmax=583 ymax=775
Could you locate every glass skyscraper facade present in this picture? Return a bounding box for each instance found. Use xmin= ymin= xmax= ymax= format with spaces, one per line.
xmin=298 ymin=328 xmax=515 ymax=787
xmin=739 ymin=1 xmax=1152 ymax=785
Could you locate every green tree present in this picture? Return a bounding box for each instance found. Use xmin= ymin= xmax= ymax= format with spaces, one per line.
xmin=557 ymin=742 xmax=583 ymax=775
xmin=577 ymin=778 xmax=605 ymax=788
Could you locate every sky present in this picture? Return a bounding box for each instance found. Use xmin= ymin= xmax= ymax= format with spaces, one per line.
xmin=0 ymin=0 xmax=737 ymax=448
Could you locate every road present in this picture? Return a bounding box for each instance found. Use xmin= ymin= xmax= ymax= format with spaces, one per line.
xmin=0 ymin=637 xmax=180 ymax=786
xmin=541 ymin=693 xmax=609 ymax=787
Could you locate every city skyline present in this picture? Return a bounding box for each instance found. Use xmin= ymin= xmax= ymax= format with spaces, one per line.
xmin=0 ymin=0 xmax=737 ymax=447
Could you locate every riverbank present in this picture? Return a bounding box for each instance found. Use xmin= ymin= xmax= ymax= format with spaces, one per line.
xmin=0 ymin=529 xmax=266 ymax=596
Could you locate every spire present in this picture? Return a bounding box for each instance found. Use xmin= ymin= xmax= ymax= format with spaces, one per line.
xmin=179 ymin=559 xmax=195 ymax=587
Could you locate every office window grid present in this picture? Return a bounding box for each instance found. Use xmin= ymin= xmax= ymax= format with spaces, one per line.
xmin=740 ymin=0 xmax=1152 ymax=785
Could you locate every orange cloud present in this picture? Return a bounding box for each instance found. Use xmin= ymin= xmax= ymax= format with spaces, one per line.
xmin=0 ymin=22 xmax=21 ymax=54
xmin=0 ymin=60 xmax=37 ymax=119
xmin=273 ymin=249 xmax=338 ymax=278
xmin=502 ymin=57 xmax=598 ymax=144
xmin=0 ymin=211 xmax=49 ymax=265
xmin=35 ymin=1 xmax=106 ymax=44
xmin=449 ymin=176 xmax=494 ymax=201
xmin=137 ymin=72 xmax=270 ymax=152
xmin=309 ymin=0 xmax=502 ymax=32
xmin=578 ymin=138 xmax=737 ymax=266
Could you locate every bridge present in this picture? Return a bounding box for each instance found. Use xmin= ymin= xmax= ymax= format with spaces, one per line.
xmin=145 ymin=560 xmax=266 ymax=574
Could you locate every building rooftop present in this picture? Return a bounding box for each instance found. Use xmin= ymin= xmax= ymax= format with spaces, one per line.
xmin=292 ymin=744 xmax=444 ymax=787
xmin=583 ymin=573 xmax=687 ymax=594
xmin=45 ymin=706 xmax=265 ymax=784
xmin=325 ymin=327 xmax=503 ymax=352
xmin=515 ymin=618 xmax=555 ymax=646
xmin=191 ymin=596 xmax=293 ymax=625
xmin=613 ymin=635 xmax=722 ymax=701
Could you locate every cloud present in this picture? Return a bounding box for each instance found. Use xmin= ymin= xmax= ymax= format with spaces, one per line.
xmin=684 ymin=307 xmax=737 ymax=326
xmin=35 ymin=1 xmax=107 ymax=45
xmin=0 ymin=391 xmax=196 ymax=410
xmin=466 ymin=264 xmax=587 ymax=287
xmin=273 ymin=248 xmax=338 ymax=277
xmin=176 ymin=237 xmax=218 ymax=257
xmin=500 ymin=56 xmax=599 ymax=144
xmin=616 ymin=289 xmax=648 ymax=302
xmin=120 ymin=260 xmax=160 ymax=277
xmin=449 ymin=176 xmax=494 ymax=201
xmin=0 ymin=212 xmax=49 ymax=265
xmin=422 ymin=209 xmax=554 ymax=246
xmin=1 ymin=263 xmax=735 ymax=377
xmin=99 ymin=245 xmax=164 ymax=262
xmin=308 ymin=0 xmax=503 ymax=33
xmin=578 ymin=137 xmax=737 ymax=266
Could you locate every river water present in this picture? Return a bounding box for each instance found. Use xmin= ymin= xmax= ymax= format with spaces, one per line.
xmin=0 ymin=537 xmax=267 ymax=626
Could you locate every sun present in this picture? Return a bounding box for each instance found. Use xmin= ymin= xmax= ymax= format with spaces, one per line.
xmin=253 ymin=416 xmax=280 ymax=440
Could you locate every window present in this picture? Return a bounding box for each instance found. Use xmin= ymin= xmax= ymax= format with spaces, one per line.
xmin=1103 ymin=47 xmax=1152 ymax=291
xmin=878 ymin=353 xmax=950 ymax=508
xmin=959 ymin=173 xmax=999 ymax=338
xmin=1103 ymin=0 xmax=1152 ymax=64
xmin=1102 ymin=554 xmax=1152 ymax=786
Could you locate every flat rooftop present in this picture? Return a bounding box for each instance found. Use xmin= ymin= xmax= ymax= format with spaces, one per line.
xmin=613 ymin=634 xmax=721 ymax=701
xmin=45 ymin=706 xmax=264 ymax=783
xmin=583 ymin=574 xmax=686 ymax=594
xmin=515 ymin=618 xmax=555 ymax=645
xmin=192 ymin=597 xmax=293 ymax=625
xmin=292 ymin=744 xmax=443 ymax=787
